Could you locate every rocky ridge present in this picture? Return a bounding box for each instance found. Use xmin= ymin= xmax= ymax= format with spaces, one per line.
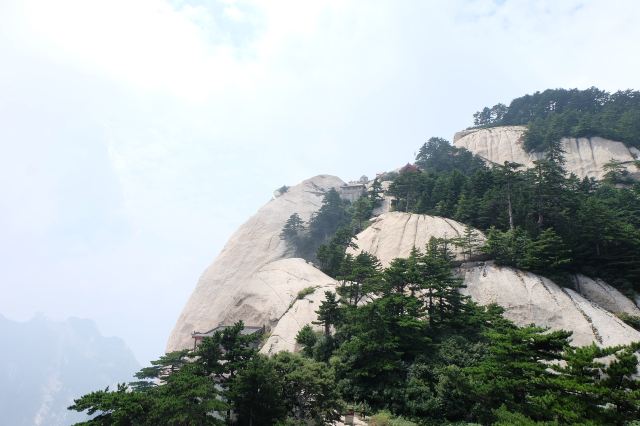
xmin=166 ymin=175 xmax=344 ymax=352
xmin=346 ymin=212 xmax=484 ymax=267
xmin=168 ymin=135 xmax=640 ymax=354
xmin=453 ymin=126 xmax=639 ymax=180
xmin=349 ymin=212 xmax=640 ymax=347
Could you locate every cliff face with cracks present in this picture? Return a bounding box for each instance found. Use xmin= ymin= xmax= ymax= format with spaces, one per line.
xmin=166 ymin=175 xmax=343 ymax=352
xmin=458 ymin=262 xmax=640 ymax=347
xmin=346 ymin=212 xmax=484 ymax=267
xmin=454 ymin=126 xmax=640 ymax=180
xmin=350 ymin=212 xmax=640 ymax=348
xmin=168 ymin=132 xmax=640 ymax=354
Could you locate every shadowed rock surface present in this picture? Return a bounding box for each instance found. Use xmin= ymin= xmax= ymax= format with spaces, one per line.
xmin=571 ymin=274 xmax=640 ymax=317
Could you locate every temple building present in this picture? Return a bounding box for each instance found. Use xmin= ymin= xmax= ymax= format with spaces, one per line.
xmin=191 ymin=324 xmax=265 ymax=350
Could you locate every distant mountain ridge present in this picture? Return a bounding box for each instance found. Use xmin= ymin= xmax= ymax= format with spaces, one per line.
xmin=0 ymin=314 xmax=139 ymax=426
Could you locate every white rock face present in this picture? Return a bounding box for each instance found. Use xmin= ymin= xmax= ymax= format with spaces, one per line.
xmin=572 ymin=274 xmax=640 ymax=317
xmin=453 ymin=126 xmax=638 ymax=180
xmin=348 ymin=212 xmax=640 ymax=347
xmin=347 ymin=212 xmax=484 ymax=267
xmin=260 ymin=282 xmax=337 ymax=355
xmin=166 ymin=175 xmax=344 ymax=352
xmin=459 ymin=262 xmax=640 ymax=347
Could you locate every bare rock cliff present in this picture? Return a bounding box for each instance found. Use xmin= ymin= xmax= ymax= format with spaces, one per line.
xmin=347 ymin=212 xmax=484 ymax=267
xmin=571 ymin=274 xmax=640 ymax=317
xmin=350 ymin=212 xmax=640 ymax=347
xmin=166 ymin=175 xmax=343 ymax=352
xmin=260 ymin=281 xmax=337 ymax=355
xmin=168 ymin=181 xmax=640 ymax=354
xmin=453 ymin=126 xmax=639 ymax=180
xmin=459 ymin=262 xmax=640 ymax=347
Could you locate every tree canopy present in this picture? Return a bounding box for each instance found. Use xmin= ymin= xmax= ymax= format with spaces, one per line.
xmin=472 ymin=87 xmax=640 ymax=152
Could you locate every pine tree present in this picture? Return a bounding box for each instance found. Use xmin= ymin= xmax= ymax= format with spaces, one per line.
xmin=453 ymin=224 xmax=484 ymax=261
xmin=531 ymin=140 xmax=567 ymax=229
xmin=295 ymin=324 xmax=318 ymax=357
xmin=337 ymin=252 xmax=381 ymax=306
xmin=280 ymin=213 xmax=306 ymax=255
xmin=350 ymin=196 xmax=373 ymax=232
xmin=522 ymin=228 xmax=572 ymax=274
xmin=467 ymin=325 xmax=571 ymax=423
xmin=229 ymin=355 xmax=287 ymax=425
xmin=313 ymin=291 xmax=341 ymax=337
xmin=497 ymin=161 xmax=523 ymax=230
xmin=368 ymin=178 xmax=384 ymax=208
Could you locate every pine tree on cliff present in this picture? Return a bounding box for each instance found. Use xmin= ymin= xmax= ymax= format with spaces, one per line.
xmin=280 ymin=212 xmax=306 ymax=255
xmin=496 ymin=161 xmax=523 ymax=230
xmin=531 ymin=139 xmax=567 ymax=229
xmin=314 ymin=291 xmax=341 ymax=337
xmin=368 ymin=177 xmax=384 ymax=208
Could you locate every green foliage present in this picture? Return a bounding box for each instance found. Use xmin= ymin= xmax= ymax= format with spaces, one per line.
xmin=71 ymin=250 xmax=640 ymax=426
xmin=415 ymin=137 xmax=485 ymax=175
xmin=336 ymin=251 xmax=382 ymax=306
xmin=466 ymin=325 xmax=571 ymax=423
xmin=452 ymin=224 xmax=484 ymax=260
xmin=616 ymin=312 xmax=640 ymax=331
xmin=280 ymin=187 xmax=372 ymax=273
xmin=280 ymin=213 xmax=305 ymax=256
xmin=350 ymin=196 xmax=374 ymax=232
xmin=72 ymin=89 xmax=640 ymax=425
xmin=270 ymin=352 xmax=343 ymax=423
xmin=473 ymin=87 xmax=640 ymax=151
xmin=492 ymin=406 xmax=559 ymax=426
xmin=295 ymin=324 xmax=319 ymax=357
xmin=603 ymin=160 xmax=634 ymax=185
xmin=133 ymin=349 xmax=190 ymax=382
xmin=229 ymin=354 xmax=287 ymax=425
xmin=70 ymin=354 xmax=229 ymax=426
xmin=521 ymin=228 xmax=571 ymax=273
xmin=69 ymin=322 xmax=258 ymax=425
xmin=313 ymin=291 xmax=341 ymax=337
xmin=369 ymin=410 xmax=419 ymax=426
xmin=316 ymin=225 xmax=358 ymax=276
xmin=308 ymin=188 xmax=352 ymax=245
xmin=368 ymin=178 xmax=384 ymax=208
xmin=473 ymin=103 xmax=508 ymax=127
xmin=483 ymin=227 xmax=571 ymax=278
xmin=297 ymin=286 xmax=316 ymax=300
xmin=482 ymin=227 xmax=531 ymax=267
xmin=386 ymin=135 xmax=640 ymax=291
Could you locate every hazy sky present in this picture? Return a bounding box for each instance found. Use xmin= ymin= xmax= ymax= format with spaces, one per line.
xmin=1 ymin=0 xmax=639 ymax=365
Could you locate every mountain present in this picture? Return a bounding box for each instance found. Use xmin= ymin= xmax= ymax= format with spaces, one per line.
xmin=167 ymin=142 xmax=640 ymax=355
xmin=167 ymin=175 xmax=343 ymax=353
xmin=454 ymin=126 xmax=640 ymax=180
xmin=0 ymin=315 xmax=139 ymax=426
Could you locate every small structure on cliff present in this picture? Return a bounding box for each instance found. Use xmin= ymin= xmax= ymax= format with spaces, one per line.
xmin=191 ymin=324 xmax=265 ymax=350
xmin=339 ymin=176 xmax=369 ymax=202
xmin=338 ymin=183 xmax=366 ymax=202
